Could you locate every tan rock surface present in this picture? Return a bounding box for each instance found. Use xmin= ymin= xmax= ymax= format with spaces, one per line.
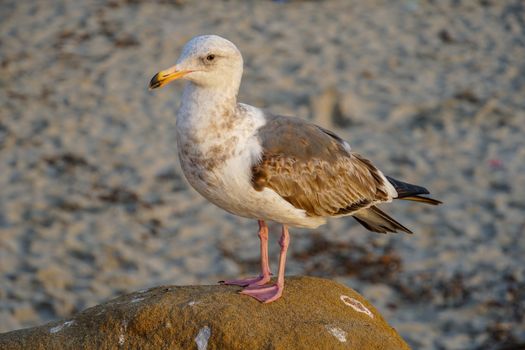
xmin=0 ymin=277 xmax=409 ymax=350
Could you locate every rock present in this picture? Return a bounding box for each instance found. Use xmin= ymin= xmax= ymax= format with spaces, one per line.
xmin=0 ymin=276 xmax=410 ymax=350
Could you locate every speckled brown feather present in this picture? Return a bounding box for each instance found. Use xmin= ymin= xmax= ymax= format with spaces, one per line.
xmin=252 ymin=114 xmax=390 ymax=217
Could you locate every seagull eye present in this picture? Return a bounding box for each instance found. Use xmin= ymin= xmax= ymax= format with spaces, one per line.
xmin=206 ymin=54 xmax=215 ymax=62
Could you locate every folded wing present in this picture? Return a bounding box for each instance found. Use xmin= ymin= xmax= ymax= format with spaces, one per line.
xmin=252 ymin=114 xmax=393 ymax=217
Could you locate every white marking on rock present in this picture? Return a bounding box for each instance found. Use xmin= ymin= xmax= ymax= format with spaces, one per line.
xmin=188 ymin=300 xmax=199 ymax=306
xmin=118 ymin=319 xmax=128 ymax=346
xmin=325 ymin=325 xmax=347 ymax=342
xmin=340 ymin=295 xmax=374 ymax=318
xmin=131 ymin=296 xmax=145 ymax=303
xmin=50 ymin=320 xmax=75 ymax=334
xmin=194 ymin=326 xmax=211 ymax=350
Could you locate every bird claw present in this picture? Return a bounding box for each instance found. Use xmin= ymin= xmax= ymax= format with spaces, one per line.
xmin=219 ymin=274 xmax=271 ymax=288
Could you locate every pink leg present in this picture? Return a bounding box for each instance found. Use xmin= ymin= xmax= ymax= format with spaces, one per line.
xmin=220 ymin=220 xmax=272 ymax=287
xmin=240 ymin=224 xmax=290 ymax=303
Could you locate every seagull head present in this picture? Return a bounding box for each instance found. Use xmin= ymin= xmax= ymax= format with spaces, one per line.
xmin=149 ymin=35 xmax=243 ymax=91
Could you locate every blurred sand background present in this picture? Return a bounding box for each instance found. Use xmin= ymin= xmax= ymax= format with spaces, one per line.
xmin=1 ymin=0 xmax=524 ymax=349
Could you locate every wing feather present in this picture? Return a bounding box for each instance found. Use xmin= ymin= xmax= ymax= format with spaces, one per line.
xmin=252 ymin=114 xmax=391 ymax=217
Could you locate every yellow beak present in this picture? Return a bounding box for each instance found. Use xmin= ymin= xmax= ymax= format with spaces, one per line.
xmin=149 ymin=65 xmax=191 ymax=90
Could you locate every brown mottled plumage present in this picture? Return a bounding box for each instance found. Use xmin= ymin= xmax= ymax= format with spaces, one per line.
xmin=252 ymin=114 xmax=390 ymax=217
xmin=252 ymin=114 xmax=440 ymax=234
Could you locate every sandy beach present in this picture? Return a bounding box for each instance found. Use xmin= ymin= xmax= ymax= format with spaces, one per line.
xmin=1 ymin=0 xmax=524 ymax=348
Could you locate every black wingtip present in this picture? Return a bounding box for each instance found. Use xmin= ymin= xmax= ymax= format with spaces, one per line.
xmin=386 ymin=176 xmax=430 ymax=197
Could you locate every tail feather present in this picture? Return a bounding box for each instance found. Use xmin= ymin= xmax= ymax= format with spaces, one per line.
xmin=386 ymin=176 xmax=441 ymax=205
xmin=353 ymin=206 xmax=412 ymax=234
xmin=400 ymin=195 xmax=442 ymax=205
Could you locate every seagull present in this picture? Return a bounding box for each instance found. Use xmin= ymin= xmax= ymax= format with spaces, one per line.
xmin=149 ymin=35 xmax=441 ymax=303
